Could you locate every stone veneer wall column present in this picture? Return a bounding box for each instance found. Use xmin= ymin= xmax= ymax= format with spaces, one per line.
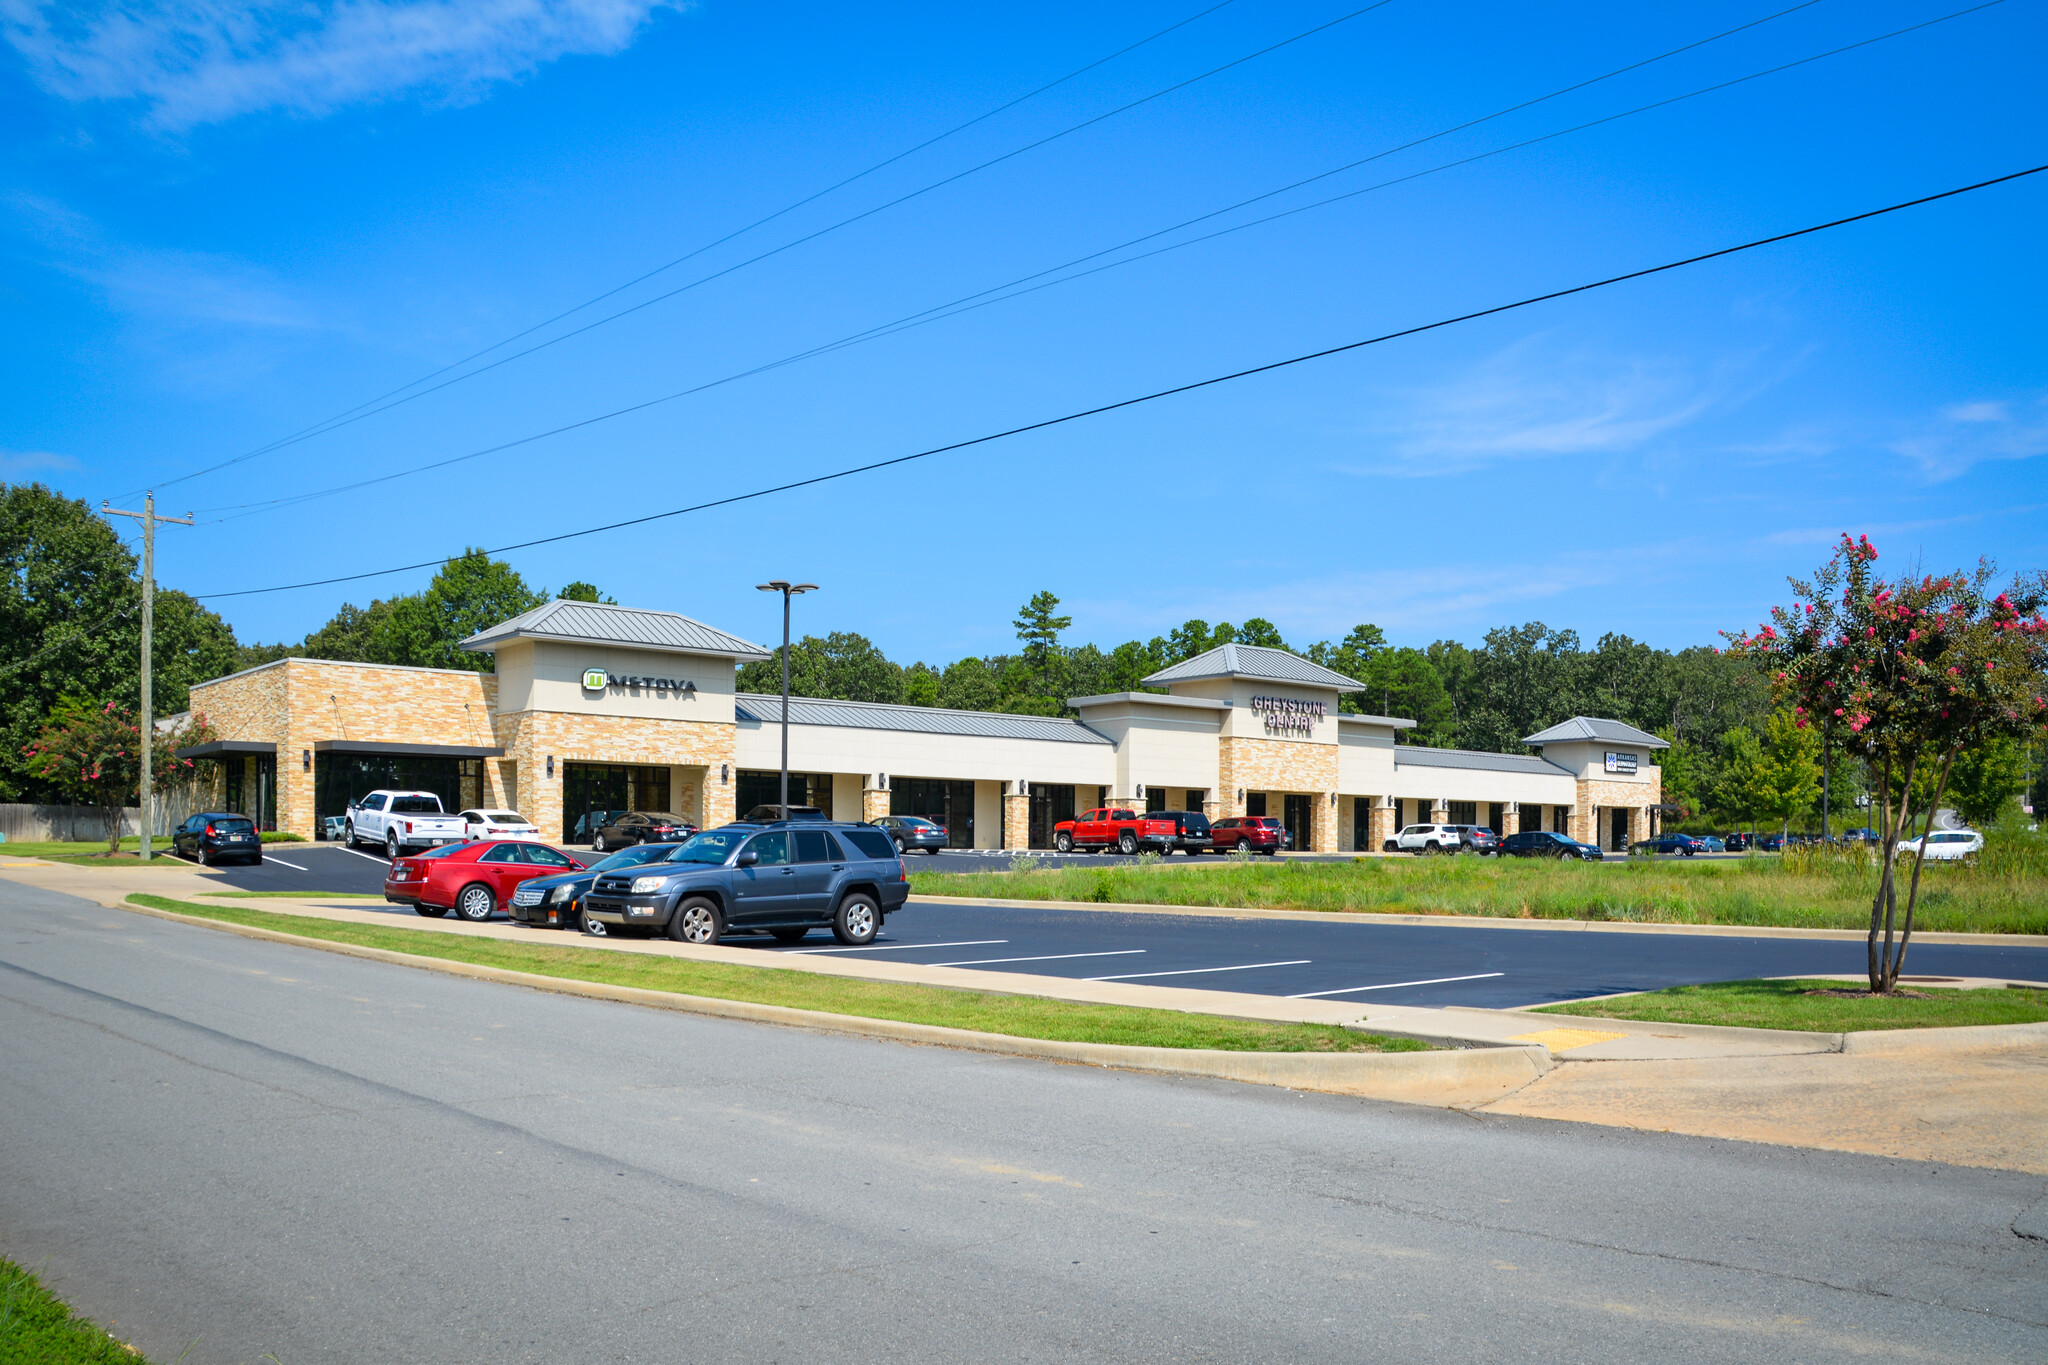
xmin=863 ymin=787 xmax=890 ymax=822
xmin=1368 ymin=797 xmax=1396 ymax=851
xmin=1315 ymin=793 xmax=1337 ymax=856
xmin=1429 ymin=801 xmax=1449 ymax=824
xmin=1216 ymin=736 xmax=1337 ymax=837
xmin=1500 ymin=803 xmax=1521 ymax=837
xmin=1003 ymin=793 xmax=1029 ymax=850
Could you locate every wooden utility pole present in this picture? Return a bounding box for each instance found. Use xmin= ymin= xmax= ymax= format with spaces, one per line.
xmin=102 ymin=493 xmax=193 ymax=862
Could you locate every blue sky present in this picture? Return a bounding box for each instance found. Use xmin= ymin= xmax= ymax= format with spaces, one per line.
xmin=4 ymin=0 xmax=2044 ymax=665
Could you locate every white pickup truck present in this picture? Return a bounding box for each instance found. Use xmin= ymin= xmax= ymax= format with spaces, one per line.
xmin=345 ymin=790 xmax=469 ymax=857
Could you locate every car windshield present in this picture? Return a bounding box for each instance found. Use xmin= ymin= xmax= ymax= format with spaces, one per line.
xmin=591 ymin=844 xmax=676 ymax=872
xmin=1180 ymin=815 xmax=1209 ymax=831
xmin=668 ymin=830 xmax=745 ymax=864
xmin=417 ymin=844 xmax=466 ymax=860
xmin=641 ymin=813 xmax=688 ymax=825
xmin=1254 ymin=818 xmax=1280 ymax=828
xmin=390 ymin=796 xmax=442 ymax=814
xmin=481 ymin=811 xmax=525 ymax=823
xmin=210 ymin=817 xmax=254 ymax=833
xmin=900 ymin=818 xmax=936 ymax=829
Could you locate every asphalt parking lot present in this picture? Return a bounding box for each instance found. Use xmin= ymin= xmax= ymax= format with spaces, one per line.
xmin=221 ymin=870 xmax=2048 ymax=1009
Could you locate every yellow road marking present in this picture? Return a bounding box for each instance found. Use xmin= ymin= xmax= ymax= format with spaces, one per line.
xmin=1509 ymin=1027 xmax=1627 ymax=1051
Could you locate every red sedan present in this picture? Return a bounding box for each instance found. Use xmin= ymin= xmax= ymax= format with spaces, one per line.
xmin=385 ymin=840 xmax=586 ymax=922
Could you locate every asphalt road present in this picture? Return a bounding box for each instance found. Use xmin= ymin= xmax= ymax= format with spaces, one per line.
xmin=3 ymin=879 xmax=2044 ymax=1364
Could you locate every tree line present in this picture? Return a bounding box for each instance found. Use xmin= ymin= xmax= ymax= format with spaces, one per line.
xmin=6 ymin=481 xmax=2040 ymax=826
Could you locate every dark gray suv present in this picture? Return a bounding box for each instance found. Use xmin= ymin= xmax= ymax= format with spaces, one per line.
xmin=578 ymin=822 xmax=909 ymax=945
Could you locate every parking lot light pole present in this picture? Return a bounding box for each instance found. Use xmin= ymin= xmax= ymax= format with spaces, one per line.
xmin=755 ymin=581 xmax=817 ymax=815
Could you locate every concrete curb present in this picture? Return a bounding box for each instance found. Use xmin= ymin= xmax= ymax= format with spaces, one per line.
xmin=1841 ymin=1020 xmax=2048 ymax=1056
xmin=907 ymin=892 xmax=2048 ymax=946
xmin=115 ymin=898 xmax=1552 ymax=1108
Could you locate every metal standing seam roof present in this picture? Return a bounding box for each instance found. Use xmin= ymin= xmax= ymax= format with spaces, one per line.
xmin=1140 ymin=643 xmax=1366 ymax=691
xmin=460 ymin=600 xmax=771 ymax=660
xmin=1393 ymin=746 xmax=1575 ymax=777
xmin=1522 ymin=716 xmax=1671 ymax=749
xmin=737 ymin=694 xmax=1112 ymax=745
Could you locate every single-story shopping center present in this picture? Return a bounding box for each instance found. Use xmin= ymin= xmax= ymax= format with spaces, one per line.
xmin=176 ymin=599 xmax=1666 ymax=852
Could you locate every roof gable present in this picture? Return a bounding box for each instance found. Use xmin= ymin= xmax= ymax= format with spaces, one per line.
xmin=1522 ymin=716 xmax=1670 ymax=749
xmin=1141 ymin=643 xmax=1364 ymax=691
xmin=461 ymin=600 xmax=771 ymax=661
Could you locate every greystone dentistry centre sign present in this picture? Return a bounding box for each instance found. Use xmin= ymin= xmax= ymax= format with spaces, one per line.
xmin=1251 ymin=695 xmax=1326 ymax=737
xmin=582 ymin=667 xmax=696 ymax=696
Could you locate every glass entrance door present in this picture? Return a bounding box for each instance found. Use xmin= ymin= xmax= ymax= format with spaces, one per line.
xmin=1028 ymin=783 xmax=1074 ymax=850
xmin=1283 ymin=793 xmax=1312 ymax=852
xmin=561 ymin=763 xmax=672 ymax=843
xmin=893 ymin=778 xmax=975 ymax=848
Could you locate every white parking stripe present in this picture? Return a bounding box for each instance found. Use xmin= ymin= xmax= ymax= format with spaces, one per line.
xmin=1287 ymin=972 xmax=1504 ymax=999
xmin=925 ymin=950 xmax=1146 ymax=968
xmin=341 ymin=848 xmax=390 ymax=865
xmin=261 ymin=856 xmax=308 ymax=871
xmin=785 ymin=939 xmax=1007 ymax=955
xmin=1085 ymin=959 xmax=1312 ymax=982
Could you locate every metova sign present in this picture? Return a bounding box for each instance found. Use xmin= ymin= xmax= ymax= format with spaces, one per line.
xmin=1250 ymin=695 xmax=1325 ymax=737
xmin=582 ymin=667 xmax=696 ymax=696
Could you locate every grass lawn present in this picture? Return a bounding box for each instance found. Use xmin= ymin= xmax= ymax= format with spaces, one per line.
xmin=2 ymin=833 xmax=302 ymax=863
xmin=203 ymin=891 xmax=385 ymax=899
xmin=0 ymin=1257 xmax=150 ymax=1364
xmin=126 ymin=894 xmax=1429 ymax=1054
xmin=1535 ymin=978 xmax=2048 ymax=1032
xmin=911 ymin=841 xmax=2048 ymax=936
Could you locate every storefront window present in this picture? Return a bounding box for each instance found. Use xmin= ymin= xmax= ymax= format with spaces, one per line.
xmin=565 ymin=763 xmax=675 ymax=843
xmin=1448 ymin=801 xmax=1476 ymax=827
xmin=1027 ymin=783 xmax=1074 ymax=849
xmin=893 ymin=778 xmax=975 ymax=848
xmin=315 ymin=755 xmax=481 ymax=836
xmin=735 ymin=769 xmax=834 ymax=819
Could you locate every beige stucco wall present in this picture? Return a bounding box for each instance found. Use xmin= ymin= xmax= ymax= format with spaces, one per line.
xmin=1072 ymin=697 xmax=1225 ymax=799
xmin=493 ymin=640 xmax=736 ymax=725
xmin=732 ymin=716 xmax=1113 ymax=787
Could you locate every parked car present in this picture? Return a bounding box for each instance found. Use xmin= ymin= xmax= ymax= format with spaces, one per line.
xmin=1724 ymin=831 xmax=1754 ymax=852
xmin=1208 ymin=816 xmax=1288 ymax=855
xmin=1149 ymin=811 xmax=1214 ymax=855
xmin=1447 ymin=824 xmax=1500 ymax=856
xmin=320 ymin=815 xmax=348 ymax=842
xmin=590 ymin=811 xmax=698 ymax=852
xmin=739 ymin=804 xmax=829 ymax=822
xmin=1843 ymin=827 xmax=1880 ymax=845
xmin=1900 ymin=828 xmax=1983 ymax=861
xmin=384 ymin=840 xmax=587 ymax=921
xmin=458 ymin=809 xmax=540 ymax=842
xmin=1054 ymin=808 xmax=1178 ymax=855
xmin=1634 ymin=833 xmax=1702 ymax=857
xmin=172 ymin=811 xmax=262 ymax=866
xmin=579 ymin=821 xmax=909 ymax=944
xmin=1499 ymin=830 xmax=1603 ymax=860
xmin=1392 ymin=824 xmax=1462 ymax=855
xmin=509 ymin=841 xmax=691 ymax=929
xmin=346 ymin=790 xmax=467 ymax=857
xmin=1757 ymin=834 xmax=1788 ymax=853
xmin=1691 ymin=834 xmax=1726 ymax=853
xmin=873 ymin=815 xmax=948 ymax=854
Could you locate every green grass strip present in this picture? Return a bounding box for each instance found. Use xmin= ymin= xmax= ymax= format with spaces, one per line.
xmin=911 ymin=847 xmax=2048 ymax=935
xmin=201 ymin=891 xmax=386 ymax=899
xmin=127 ymin=894 xmax=1429 ymax=1055
xmin=0 ymin=1257 xmax=151 ymax=1364
xmin=1536 ymin=978 xmax=2048 ymax=1032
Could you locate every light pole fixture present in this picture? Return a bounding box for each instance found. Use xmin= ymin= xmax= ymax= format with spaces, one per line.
xmin=756 ymin=580 xmax=818 ymax=816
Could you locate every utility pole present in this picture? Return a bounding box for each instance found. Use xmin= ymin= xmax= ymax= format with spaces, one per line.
xmin=102 ymin=493 xmax=193 ymax=862
xmin=754 ymin=580 xmax=817 ymax=815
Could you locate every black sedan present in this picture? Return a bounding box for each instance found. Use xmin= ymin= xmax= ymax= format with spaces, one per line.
xmin=171 ymin=811 xmax=263 ymax=866
xmin=1499 ymin=830 xmax=1603 ymax=861
xmin=873 ymin=815 xmax=948 ymax=854
xmin=1634 ymin=833 xmax=1702 ymax=857
xmin=509 ymin=842 xmax=691 ymax=929
xmin=590 ymin=811 xmax=698 ymax=852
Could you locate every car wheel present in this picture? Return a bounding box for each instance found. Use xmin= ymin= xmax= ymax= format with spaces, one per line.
xmin=385 ymin=829 xmax=400 ymax=859
xmin=833 ymin=893 xmax=879 ymax=946
xmin=669 ymin=897 xmax=723 ymax=945
xmin=893 ymin=837 xmax=906 ymax=853
xmin=1055 ymin=832 xmax=1073 ymax=853
xmin=580 ymin=909 xmax=608 ymax=936
xmin=1556 ymin=847 xmax=1572 ymax=860
xmin=1682 ymin=847 xmax=1695 ymax=857
xmin=1382 ymin=839 xmax=1398 ymax=853
xmin=198 ymin=846 xmax=213 ymax=867
xmin=769 ymin=926 xmax=809 ymax=943
xmin=1118 ymin=832 xmax=1137 ymax=855
xmin=456 ymin=883 xmax=495 ymax=921
xmin=344 ymin=821 xmax=357 ymax=848
xmin=592 ymin=833 xmax=606 ymax=853
xmin=415 ymin=903 xmax=449 ymax=918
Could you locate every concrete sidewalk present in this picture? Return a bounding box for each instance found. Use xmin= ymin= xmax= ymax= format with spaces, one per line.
xmin=9 ymin=860 xmax=2046 ymax=1173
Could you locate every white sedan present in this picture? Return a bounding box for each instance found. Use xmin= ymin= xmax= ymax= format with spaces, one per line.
xmin=459 ymin=809 xmax=542 ymax=842
xmin=1900 ymin=828 xmax=1982 ymax=860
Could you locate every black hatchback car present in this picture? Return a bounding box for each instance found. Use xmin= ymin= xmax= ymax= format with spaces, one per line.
xmin=1499 ymin=830 xmax=1603 ymax=861
xmin=1149 ymin=811 xmax=1214 ymax=855
xmin=590 ymin=811 xmax=697 ymax=852
xmin=873 ymin=815 xmax=948 ymax=854
xmin=172 ymin=811 xmax=262 ymax=866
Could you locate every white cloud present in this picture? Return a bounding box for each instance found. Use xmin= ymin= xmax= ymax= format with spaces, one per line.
xmin=1888 ymin=396 xmax=2048 ymax=481
xmin=0 ymin=0 xmax=679 ymax=129
xmin=0 ymin=447 xmax=81 ymax=477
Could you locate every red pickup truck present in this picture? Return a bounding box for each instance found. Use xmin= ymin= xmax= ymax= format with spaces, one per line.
xmin=1053 ymin=808 xmax=1178 ymax=855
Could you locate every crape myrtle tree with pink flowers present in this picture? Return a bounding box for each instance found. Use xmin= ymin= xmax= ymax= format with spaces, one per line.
xmin=1726 ymin=535 xmax=2048 ymax=993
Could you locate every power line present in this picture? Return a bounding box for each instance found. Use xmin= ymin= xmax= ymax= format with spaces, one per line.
xmin=125 ymin=0 xmax=1389 ymax=497
xmin=193 ymin=162 xmax=2048 ymax=601
xmin=200 ymin=0 xmax=1979 ymax=521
